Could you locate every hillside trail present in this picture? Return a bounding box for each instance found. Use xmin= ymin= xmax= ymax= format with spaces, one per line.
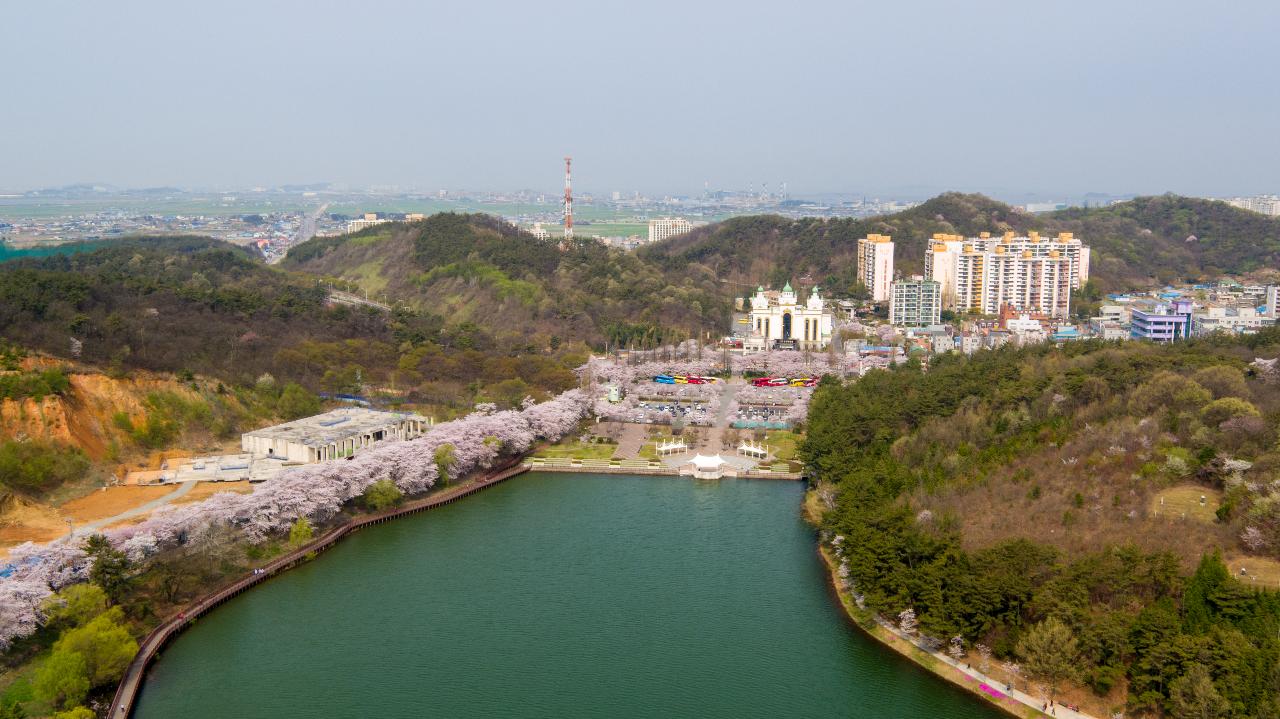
xmin=68 ymin=481 xmax=196 ymax=538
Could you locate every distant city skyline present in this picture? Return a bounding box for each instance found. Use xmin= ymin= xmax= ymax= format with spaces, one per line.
xmin=4 ymin=0 xmax=1278 ymax=198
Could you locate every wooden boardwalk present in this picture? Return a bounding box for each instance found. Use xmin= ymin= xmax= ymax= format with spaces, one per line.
xmin=107 ymin=461 xmax=530 ymax=718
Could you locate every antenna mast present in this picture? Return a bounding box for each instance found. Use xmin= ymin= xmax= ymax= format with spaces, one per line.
xmin=563 ymin=156 xmax=573 ymax=240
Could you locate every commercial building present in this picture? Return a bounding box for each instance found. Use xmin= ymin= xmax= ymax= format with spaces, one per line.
xmin=1089 ymin=319 xmax=1129 ymax=341
xmin=347 ymin=212 xmax=389 ymax=233
xmin=889 ymin=279 xmax=942 ymax=327
xmin=857 ymin=234 xmax=895 ymax=302
xmin=1096 ymin=304 xmax=1129 ymax=325
xmin=648 ymin=217 xmax=693 ymax=244
xmin=241 ymin=407 xmax=434 ymax=463
xmin=1131 ymin=300 xmax=1193 ymax=342
xmin=746 ymin=283 xmax=833 ymax=351
xmin=1194 ymin=306 xmax=1274 ymax=336
xmin=926 ymin=231 xmax=1089 ymax=319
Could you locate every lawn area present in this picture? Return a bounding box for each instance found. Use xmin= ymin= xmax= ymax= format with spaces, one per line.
xmin=637 ymin=431 xmax=684 ymax=461
xmin=533 ymin=441 xmax=617 ymax=460
xmin=762 ymin=430 xmax=803 ymax=461
xmin=1225 ymin=554 xmax=1280 ymax=589
xmin=343 ymin=258 xmax=390 ymax=294
xmin=1150 ymin=485 xmax=1221 ymax=523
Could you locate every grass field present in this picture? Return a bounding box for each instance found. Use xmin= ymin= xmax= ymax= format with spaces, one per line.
xmin=533 ymin=441 xmax=617 ymax=460
xmin=762 ymin=430 xmax=803 ymax=461
xmin=1150 ymin=485 xmax=1221 ymax=523
xmin=1225 ymin=554 xmax=1280 ymax=588
xmin=343 ymin=259 xmax=391 ymax=294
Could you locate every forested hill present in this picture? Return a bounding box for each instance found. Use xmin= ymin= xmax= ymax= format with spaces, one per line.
xmin=640 ymin=194 xmax=1031 ymax=293
xmin=0 ymin=236 xmax=584 ymax=410
xmin=1050 ymin=195 xmax=1280 ymax=287
xmin=281 ymin=212 xmax=731 ymax=349
xmin=640 ymin=193 xmax=1280 ymax=293
xmin=802 ymin=332 xmax=1280 ymax=716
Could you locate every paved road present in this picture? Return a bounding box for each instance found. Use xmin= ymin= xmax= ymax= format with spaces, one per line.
xmin=611 ymin=423 xmax=646 ymax=459
xmin=69 ymin=481 xmax=196 ymax=539
xmin=268 ymin=203 xmax=329 ymax=265
xmin=715 ymin=378 xmax=739 ymax=427
xmin=872 ymin=612 xmax=1096 ymax=719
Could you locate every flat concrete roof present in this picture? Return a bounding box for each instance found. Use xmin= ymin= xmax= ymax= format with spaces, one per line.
xmin=243 ymin=407 xmax=430 ymax=448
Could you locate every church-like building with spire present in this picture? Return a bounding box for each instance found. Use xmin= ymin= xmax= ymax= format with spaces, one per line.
xmin=745 ymin=282 xmax=834 ymax=351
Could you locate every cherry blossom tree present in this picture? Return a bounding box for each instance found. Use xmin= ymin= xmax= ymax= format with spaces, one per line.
xmin=975 ymin=642 xmax=992 ymax=673
xmin=898 ymin=608 xmax=918 ymax=635
xmin=0 ymin=387 xmax=592 ymax=649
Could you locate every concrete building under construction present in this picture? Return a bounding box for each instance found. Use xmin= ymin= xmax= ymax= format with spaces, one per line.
xmin=241 ymin=408 xmax=433 ymax=463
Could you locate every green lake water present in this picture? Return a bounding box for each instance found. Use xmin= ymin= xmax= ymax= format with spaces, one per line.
xmin=133 ymin=473 xmax=1006 ymax=718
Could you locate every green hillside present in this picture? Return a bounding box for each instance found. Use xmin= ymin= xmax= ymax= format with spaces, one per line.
xmin=640 ymin=193 xmax=1280 ymax=293
xmin=803 ymin=332 xmax=1280 ymax=716
xmin=0 ymin=236 xmax=582 ymax=410
xmin=281 ymin=212 xmax=732 ymax=349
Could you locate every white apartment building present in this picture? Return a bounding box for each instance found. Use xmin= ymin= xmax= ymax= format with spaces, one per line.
xmin=889 ymin=279 xmax=942 ymax=327
xmin=926 ymin=231 xmax=1089 ymax=319
xmin=1226 ymin=195 xmax=1280 ymax=217
xmin=648 ymin=217 xmax=693 ymax=244
xmin=857 ymin=234 xmax=895 ymax=302
xmin=529 ymin=222 xmax=550 ymax=240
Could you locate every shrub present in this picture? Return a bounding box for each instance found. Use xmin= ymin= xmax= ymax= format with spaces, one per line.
xmin=361 ymin=479 xmax=404 ymax=511
xmin=276 ymin=382 xmax=320 ymax=420
xmin=1201 ymin=397 xmax=1260 ymax=427
xmin=0 ymin=367 xmax=72 ymax=401
xmin=33 ymin=650 xmax=89 ymax=710
xmin=0 ymin=441 xmax=90 ymax=494
xmin=1193 ymin=365 xmax=1250 ymax=400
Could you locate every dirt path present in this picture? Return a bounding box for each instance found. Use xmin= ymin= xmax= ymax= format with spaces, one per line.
xmin=70 ymin=481 xmax=196 ymax=538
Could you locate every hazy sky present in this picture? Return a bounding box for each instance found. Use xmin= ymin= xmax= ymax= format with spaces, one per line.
xmin=4 ymin=0 xmax=1278 ymax=197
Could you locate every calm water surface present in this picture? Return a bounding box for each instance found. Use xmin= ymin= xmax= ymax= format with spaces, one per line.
xmin=134 ymin=473 xmax=1005 ymax=718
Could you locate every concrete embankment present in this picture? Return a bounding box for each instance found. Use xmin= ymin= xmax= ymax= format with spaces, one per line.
xmin=527 ymin=456 xmax=803 ymax=480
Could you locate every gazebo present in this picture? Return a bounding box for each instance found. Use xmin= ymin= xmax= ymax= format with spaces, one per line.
xmin=687 ymin=454 xmax=728 ymax=479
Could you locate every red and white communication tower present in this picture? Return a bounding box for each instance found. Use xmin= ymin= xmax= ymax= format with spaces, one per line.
xmin=563 ymin=155 xmax=573 ymax=240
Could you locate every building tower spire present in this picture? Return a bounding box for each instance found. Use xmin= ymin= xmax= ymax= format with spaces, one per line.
xmin=563 ymin=156 xmax=573 ymax=241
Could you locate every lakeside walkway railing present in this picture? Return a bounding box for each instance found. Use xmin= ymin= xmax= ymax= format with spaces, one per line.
xmin=107 ymin=459 xmax=530 ymax=718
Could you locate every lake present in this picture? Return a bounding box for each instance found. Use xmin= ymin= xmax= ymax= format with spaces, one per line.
xmin=133 ymin=473 xmax=1005 ymax=718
